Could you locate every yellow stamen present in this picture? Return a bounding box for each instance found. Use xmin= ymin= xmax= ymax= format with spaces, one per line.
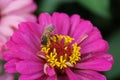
xmin=64 ymin=36 xmax=74 ymax=44
xmin=41 ymin=35 xmax=81 ymax=69
xmin=50 ymin=36 xmax=57 ymax=42
xmin=59 ymin=56 xmax=67 ymax=69
xmin=41 ymin=47 xmax=50 ymax=54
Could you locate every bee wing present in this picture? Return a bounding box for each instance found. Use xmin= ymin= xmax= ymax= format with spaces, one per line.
xmin=46 ymin=25 xmax=55 ymax=32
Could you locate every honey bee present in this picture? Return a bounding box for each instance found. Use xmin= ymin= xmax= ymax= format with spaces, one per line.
xmin=41 ymin=25 xmax=55 ymax=45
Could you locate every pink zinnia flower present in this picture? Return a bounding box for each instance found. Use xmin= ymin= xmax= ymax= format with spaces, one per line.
xmin=4 ymin=12 xmax=113 ymax=80
xmin=0 ymin=0 xmax=37 ymax=59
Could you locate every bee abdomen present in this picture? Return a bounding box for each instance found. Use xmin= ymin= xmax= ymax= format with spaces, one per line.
xmin=41 ymin=36 xmax=48 ymax=45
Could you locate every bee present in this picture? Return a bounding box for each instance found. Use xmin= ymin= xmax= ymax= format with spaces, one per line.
xmin=41 ymin=25 xmax=55 ymax=45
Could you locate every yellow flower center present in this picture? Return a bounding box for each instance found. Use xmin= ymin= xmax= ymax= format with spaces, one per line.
xmin=41 ymin=34 xmax=81 ymax=69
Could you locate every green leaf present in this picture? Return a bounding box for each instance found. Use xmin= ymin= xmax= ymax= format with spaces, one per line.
xmin=105 ymin=30 xmax=120 ymax=79
xmin=78 ymin=0 xmax=111 ymax=19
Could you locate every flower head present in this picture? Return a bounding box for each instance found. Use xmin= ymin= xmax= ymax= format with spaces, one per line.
xmin=0 ymin=0 xmax=37 ymax=79
xmin=0 ymin=0 xmax=37 ymax=59
xmin=4 ymin=12 xmax=113 ymax=80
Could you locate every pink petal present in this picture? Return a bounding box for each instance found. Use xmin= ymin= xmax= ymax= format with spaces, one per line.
xmin=11 ymin=31 xmax=38 ymax=52
xmin=52 ymin=12 xmax=70 ymax=35
xmin=2 ymin=0 xmax=34 ymax=14
xmin=69 ymin=14 xmax=81 ymax=35
xmin=81 ymin=52 xmax=114 ymax=64
xmin=0 ymin=34 xmax=7 ymax=45
xmin=75 ymin=70 xmax=106 ymax=80
xmin=24 ymin=22 xmax=43 ymax=37
xmin=19 ymin=72 xmax=44 ymax=80
xmin=98 ymin=53 xmax=114 ymax=64
xmin=0 ymin=0 xmax=12 ymax=9
xmin=75 ymin=59 xmax=112 ymax=71
xmin=4 ymin=59 xmax=18 ymax=73
xmin=8 ymin=2 xmax=37 ymax=14
xmin=0 ymin=34 xmax=7 ymax=60
xmin=18 ymin=22 xmax=42 ymax=42
xmin=80 ymin=39 xmax=109 ymax=54
xmin=9 ymin=45 xmax=42 ymax=62
xmin=4 ymin=51 xmax=16 ymax=61
xmin=5 ymin=23 xmax=43 ymax=61
xmin=44 ymin=64 xmax=56 ymax=76
xmin=0 ymin=15 xmax=26 ymax=37
xmin=65 ymin=68 xmax=79 ymax=80
xmin=39 ymin=13 xmax=52 ymax=27
xmin=51 ymin=12 xmax=60 ymax=34
xmin=75 ymin=74 xmax=90 ymax=80
xmin=72 ymin=20 xmax=93 ymax=42
xmin=9 ymin=23 xmax=41 ymax=53
xmin=16 ymin=61 xmax=44 ymax=74
xmin=46 ymin=75 xmax=57 ymax=80
xmin=17 ymin=22 xmax=41 ymax=47
xmin=80 ymin=27 xmax=102 ymax=46
xmin=19 ymin=14 xmax=37 ymax=22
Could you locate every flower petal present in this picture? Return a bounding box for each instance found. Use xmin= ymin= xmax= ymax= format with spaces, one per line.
xmin=0 ymin=34 xmax=7 ymax=60
xmin=0 ymin=15 xmax=25 ymax=37
xmin=4 ymin=51 xmax=16 ymax=61
xmin=44 ymin=64 xmax=56 ymax=76
xmin=80 ymin=27 xmax=102 ymax=46
xmin=46 ymin=75 xmax=57 ymax=80
xmin=10 ymin=45 xmax=42 ymax=62
xmin=75 ymin=59 xmax=112 ymax=71
xmin=18 ymin=14 xmax=37 ymax=22
xmin=72 ymin=20 xmax=93 ymax=42
xmin=70 ymin=14 xmax=81 ymax=35
xmin=4 ymin=59 xmax=19 ymax=73
xmin=75 ymin=70 xmax=106 ymax=80
xmin=8 ymin=2 xmax=37 ymax=14
xmin=81 ymin=52 xmax=114 ymax=64
xmin=65 ymin=68 xmax=79 ymax=80
xmin=18 ymin=22 xmax=41 ymax=50
xmin=80 ymin=39 xmax=109 ymax=54
xmin=39 ymin=13 xmax=52 ymax=27
xmin=18 ymin=72 xmax=44 ymax=80
xmin=10 ymin=31 xmax=38 ymax=52
xmin=0 ymin=0 xmax=11 ymax=9
xmin=52 ymin=12 xmax=70 ymax=35
xmin=16 ymin=61 xmax=44 ymax=74
xmin=2 ymin=0 xmax=34 ymax=14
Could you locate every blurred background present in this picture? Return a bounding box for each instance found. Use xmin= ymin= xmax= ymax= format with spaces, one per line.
xmin=34 ymin=0 xmax=120 ymax=80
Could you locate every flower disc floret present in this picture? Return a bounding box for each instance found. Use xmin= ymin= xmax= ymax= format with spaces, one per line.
xmin=41 ymin=34 xmax=81 ymax=69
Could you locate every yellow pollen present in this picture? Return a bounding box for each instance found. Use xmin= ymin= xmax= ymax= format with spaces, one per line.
xmin=50 ymin=36 xmax=57 ymax=42
xmin=57 ymin=34 xmax=63 ymax=42
xmin=41 ymin=35 xmax=81 ymax=69
xmin=41 ymin=47 xmax=50 ymax=54
xmin=64 ymin=36 xmax=74 ymax=44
